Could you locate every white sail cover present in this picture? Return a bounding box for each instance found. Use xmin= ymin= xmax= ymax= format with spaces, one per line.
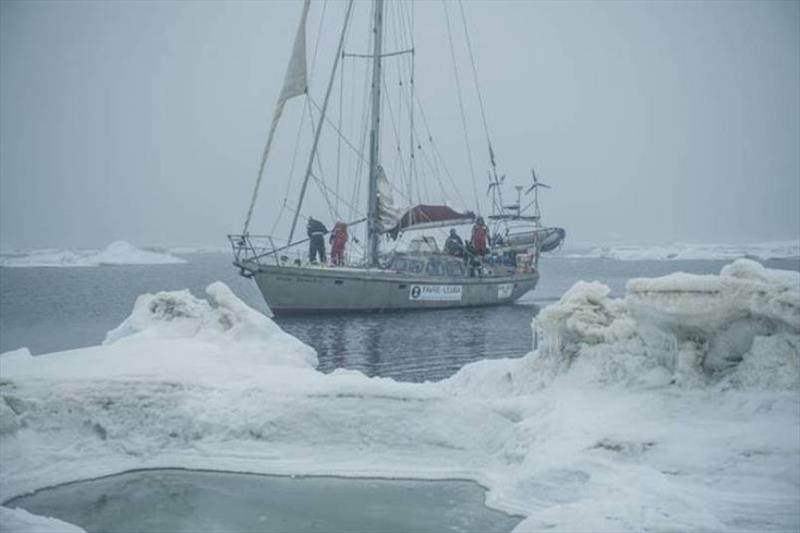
xmin=242 ymin=0 xmax=310 ymax=234
xmin=376 ymin=166 xmax=401 ymax=231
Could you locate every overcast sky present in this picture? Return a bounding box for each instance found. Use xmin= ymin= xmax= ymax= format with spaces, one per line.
xmin=1 ymin=0 xmax=798 ymax=250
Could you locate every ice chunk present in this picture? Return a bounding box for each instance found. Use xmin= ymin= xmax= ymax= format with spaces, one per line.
xmin=103 ymin=281 xmax=317 ymax=368
xmin=449 ymin=259 xmax=799 ymax=393
xmin=559 ymin=240 xmax=800 ymax=261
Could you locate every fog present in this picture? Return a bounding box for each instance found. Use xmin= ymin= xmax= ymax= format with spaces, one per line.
xmin=1 ymin=0 xmax=798 ymax=251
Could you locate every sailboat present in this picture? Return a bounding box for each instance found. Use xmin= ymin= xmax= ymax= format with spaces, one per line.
xmin=229 ymin=0 xmax=565 ymax=314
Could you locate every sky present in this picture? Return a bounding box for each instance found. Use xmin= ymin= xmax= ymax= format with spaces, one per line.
xmin=1 ymin=0 xmax=798 ymax=251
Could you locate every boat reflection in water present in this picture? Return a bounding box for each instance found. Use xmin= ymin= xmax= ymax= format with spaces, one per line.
xmin=277 ymin=303 xmax=539 ymax=382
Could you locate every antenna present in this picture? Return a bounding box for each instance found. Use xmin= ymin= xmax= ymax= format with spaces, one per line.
xmin=526 ymin=167 xmax=550 ymax=224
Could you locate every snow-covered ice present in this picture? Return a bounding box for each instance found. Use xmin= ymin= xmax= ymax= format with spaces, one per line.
xmin=0 ymin=241 xmax=186 ymax=267
xmin=0 ymin=507 xmax=86 ymax=533
xmin=1 ymin=259 xmax=798 ymax=532
xmin=560 ymin=239 xmax=800 ymax=261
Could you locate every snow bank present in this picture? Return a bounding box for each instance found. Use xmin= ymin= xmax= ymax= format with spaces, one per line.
xmin=0 ymin=507 xmax=86 ymax=533
xmin=0 ymin=241 xmax=186 ymax=267
xmin=561 ymin=240 xmax=800 ymax=261
xmin=447 ymin=259 xmax=799 ymax=395
xmin=2 ymin=264 xmax=798 ymax=532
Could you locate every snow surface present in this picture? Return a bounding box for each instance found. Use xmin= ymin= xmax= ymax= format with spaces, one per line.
xmin=1 ymin=259 xmax=798 ymax=532
xmin=0 ymin=507 xmax=86 ymax=533
xmin=0 ymin=241 xmax=186 ymax=267
xmin=560 ymin=240 xmax=800 ymax=261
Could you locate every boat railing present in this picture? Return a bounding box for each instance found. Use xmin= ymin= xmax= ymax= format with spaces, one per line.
xmin=229 ymin=218 xmax=369 ymax=267
xmin=228 ymin=234 xmax=289 ymax=266
xmin=229 ymin=233 xmax=344 ymax=268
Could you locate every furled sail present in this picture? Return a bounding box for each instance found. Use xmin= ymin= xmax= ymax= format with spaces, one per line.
xmin=376 ymin=166 xmax=401 ymax=232
xmin=242 ymin=0 xmax=311 ymax=234
xmin=278 ymin=0 xmax=310 ymax=106
xmin=386 ymin=205 xmax=476 ymax=239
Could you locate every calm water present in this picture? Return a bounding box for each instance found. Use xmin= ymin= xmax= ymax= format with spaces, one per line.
xmin=1 ymin=254 xmax=797 ymax=382
xmin=6 ymin=469 xmax=522 ymax=533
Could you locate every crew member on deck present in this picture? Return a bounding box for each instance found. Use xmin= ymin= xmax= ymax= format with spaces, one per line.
xmin=471 ymin=216 xmax=489 ymax=256
xmin=307 ymin=217 xmax=328 ymax=264
xmin=330 ymin=221 xmax=348 ymax=266
xmin=444 ymin=228 xmax=464 ymax=257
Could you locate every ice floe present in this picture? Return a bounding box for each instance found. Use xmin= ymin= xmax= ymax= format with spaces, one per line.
xmin=1 ymin=259 xmax=798 ymax=532
xmin=0 ymin=241 xmax=186 ymax=267
xmin=560 ymin=240 xmax=800 ymax=261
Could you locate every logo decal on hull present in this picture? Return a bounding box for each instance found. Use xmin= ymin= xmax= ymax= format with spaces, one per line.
xmin=497 ymin=283 xmax=513 ymax=299
xmin=409 ymin=285 xmax=463 ymax=301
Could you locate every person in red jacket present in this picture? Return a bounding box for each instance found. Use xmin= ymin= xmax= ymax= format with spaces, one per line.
xmin=330 ymin=222 xmax=348 ymax=266
xmin=470 ymin=216 xmax=488 ymax=256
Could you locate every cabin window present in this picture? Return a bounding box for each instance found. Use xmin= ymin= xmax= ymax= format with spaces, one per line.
xmin=425 ymin=260 xmax=445 ymax=277
xmin=392 ymin=258 xmax=408 ymax=272
xmin=407 ymin=260 xmax=424 ymax=274
xmin=445 ymin=261 xmax=465 ymax=277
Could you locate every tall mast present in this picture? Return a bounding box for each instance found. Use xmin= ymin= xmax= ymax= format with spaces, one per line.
xmin=366 ymin=0 xmax=385 ymax=266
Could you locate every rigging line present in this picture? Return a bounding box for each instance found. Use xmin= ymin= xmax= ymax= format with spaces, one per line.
xmin=268 ymin=0 xmax=328 ymax=237
xmin=344 ymin=5 xmax=360 ymax=221
xmin=387 ymin=1 xmax=406 ymax=201
xmin=349 ymin=26 xmax=375 ymax=226
xmin=406 ymin=1 xmax=416 ymax=208
xmin=392 ymin=0 xmax=415 ymax=206
xmin=416 ymin=133 xmax=457 ymax=207
xmin=442 ymin=0 xmax=481 ymax=216
xmin=308 ymin=0 xmax=328 ymax=85
xmin=336 ymin=48 xmax=344 ymax=215
xmin=346 ymin=65 xmax=370 ymax=221
xmin=270 ymin=96 xmax=310 ymax=236
xmin=427 ymin=134 xmax=469 ymax=209
xmin=380 ymin=75 xmax=415 ymax=205
xmin=348 ymin=90 xmax=369 ymax=225
xmin=331 ymin=0 xmax=360 ymax=216
xmin=457 ymin=0 xmax=494 ymax=167
xmin=288 ymin=0 xmax=355 ymax=244
xmin=422 ymin=142 xmax=451 ymax=202
xmin=412 ymin=93 xmax=468 ymax=208
xmin=306 ymin=96 xmax=333 ymax=216
xmin=310 ymin=170 xmax=366 ymax=219
xmin=310 ymin=171 xmax=337 ymax=222
xmin=343 ymin=49 xmax=413 ymax=59
xmin=307 ymin=96 xmax=367 ymax=164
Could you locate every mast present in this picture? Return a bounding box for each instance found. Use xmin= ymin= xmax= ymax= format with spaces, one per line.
xmin=366 ymin=0 xmax=385 ymax=266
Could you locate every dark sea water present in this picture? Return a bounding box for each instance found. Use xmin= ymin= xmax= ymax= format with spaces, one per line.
xmin=1 ymin=254 xmax=797 ymax=382
xmin=7 ymin=469 xmax=521 ymax=533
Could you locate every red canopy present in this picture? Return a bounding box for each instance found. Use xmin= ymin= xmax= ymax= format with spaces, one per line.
xmin=386 ymin=204 xmax=475 ymax=239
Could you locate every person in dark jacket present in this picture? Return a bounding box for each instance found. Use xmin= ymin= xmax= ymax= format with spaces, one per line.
xmin=444 ymin=228 xmax=464 ymax=257
xmin=307 ymin=217 xmax=328 ymax=264
xmin=463 ymin=240 xmax=482 ymax=277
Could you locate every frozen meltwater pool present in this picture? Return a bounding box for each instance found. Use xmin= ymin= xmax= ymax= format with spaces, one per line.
xmin=6 ymin=469 xmax=523 ymax=533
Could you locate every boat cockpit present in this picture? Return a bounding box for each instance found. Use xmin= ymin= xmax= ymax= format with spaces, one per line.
xmin=389 ymin=255 xmax=466 ymax=277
